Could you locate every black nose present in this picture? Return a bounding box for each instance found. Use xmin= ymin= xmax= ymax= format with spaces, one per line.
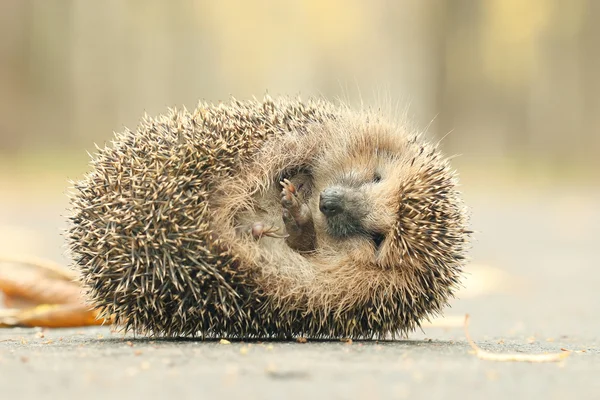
xmin=319 ymin=188 xmax=344 ymax=216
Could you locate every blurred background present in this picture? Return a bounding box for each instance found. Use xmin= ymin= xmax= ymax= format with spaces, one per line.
xmin=0 ymin=0 xmax=598 ymax=336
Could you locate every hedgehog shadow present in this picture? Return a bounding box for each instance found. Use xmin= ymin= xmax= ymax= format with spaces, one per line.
xmin=98 ymin=335 xmax=462 ymax=347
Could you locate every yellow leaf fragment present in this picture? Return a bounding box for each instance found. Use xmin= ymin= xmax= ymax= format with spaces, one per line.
xmin=464 ymin=315 xmax=570 ymax=363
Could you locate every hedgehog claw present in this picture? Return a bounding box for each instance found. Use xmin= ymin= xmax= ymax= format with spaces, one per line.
xmin=280 ymin=180 xmax=301 ymax=211
xmin=280 ymin=179 xmax=296 ymax=194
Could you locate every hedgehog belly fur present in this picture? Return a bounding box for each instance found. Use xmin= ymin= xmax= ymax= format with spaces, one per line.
xmin=67 ymin=95 xmax=470 ymax=339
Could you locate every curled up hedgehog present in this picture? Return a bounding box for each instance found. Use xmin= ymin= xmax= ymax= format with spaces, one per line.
xmin=66 ymin=95 xmax=471 ymax=339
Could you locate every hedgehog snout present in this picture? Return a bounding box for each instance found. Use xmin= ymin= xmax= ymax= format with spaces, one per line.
xmin=318 ymin=186 xmax=370 ymax=238
xmin=319 ymin=188 xmax=344 ymax=216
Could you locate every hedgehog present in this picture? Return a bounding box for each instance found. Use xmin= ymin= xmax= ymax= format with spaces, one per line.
xmin=66 ymin=95 xmax=470 ymax=339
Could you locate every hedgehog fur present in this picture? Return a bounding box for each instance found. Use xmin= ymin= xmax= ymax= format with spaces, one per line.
xmin=67 ymin=95 xmax=470 ymax=339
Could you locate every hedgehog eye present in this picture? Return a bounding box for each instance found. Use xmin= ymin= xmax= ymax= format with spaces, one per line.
xmin=371 ymin=232 xmax=385 ymax=249
xmin=373 ymin=172 xmax=382 ymax=183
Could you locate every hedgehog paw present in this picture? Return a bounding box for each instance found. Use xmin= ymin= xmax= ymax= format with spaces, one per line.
xmin=280 ymin=179 xmax=316 ymax=252
xmin=250 ymin=222 xmax=289 ymax=240
xmin=280 ymin=179 xmax=311 ymax=224
xmin=280 ymin=179 xmax=300 ymax=207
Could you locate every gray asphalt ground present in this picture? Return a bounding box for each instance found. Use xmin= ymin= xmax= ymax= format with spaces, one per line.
xmin=0 ymin=182 xmax=599 ymax=399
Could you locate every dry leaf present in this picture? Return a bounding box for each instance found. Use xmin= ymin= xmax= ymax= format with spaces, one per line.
xmin=0 ymin=255 xmax=113 ymax=328
xmin=0 ymin=304 xmax=107 ymax=328
xmin=0 ymin=255 xmax=77 ymax=281
xmin=464 ymin=315 xmax=570 ymax=363
xmin=0 ymin=260 xmax=82 ymax=306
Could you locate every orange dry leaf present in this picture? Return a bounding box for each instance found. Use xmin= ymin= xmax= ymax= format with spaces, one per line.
xmin=0 ymin=270 xmax=83 ymax=306
xmin=0 ymin=255 xmax=83 ymax=306
xmin=0 ymin=255 xmax=111 ymax=328
xmin=0 ymin=304 xmax=108 ymax=328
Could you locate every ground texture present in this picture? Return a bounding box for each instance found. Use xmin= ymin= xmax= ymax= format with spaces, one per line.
xmin=0 ymin=183 xmax=598 ymax=399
